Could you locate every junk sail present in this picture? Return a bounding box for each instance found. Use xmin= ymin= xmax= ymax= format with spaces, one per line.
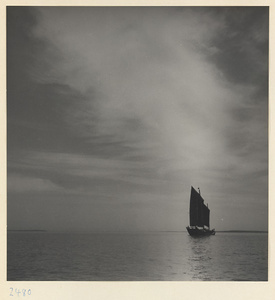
xmin=189 ymin=187 xmax=210 ymax=227
xmin=187 ymin=186 xmax=215 ymax=236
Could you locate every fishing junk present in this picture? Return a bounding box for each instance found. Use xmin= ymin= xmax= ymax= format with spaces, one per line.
xmin=186 ymin=186 xmax=215 ymax=236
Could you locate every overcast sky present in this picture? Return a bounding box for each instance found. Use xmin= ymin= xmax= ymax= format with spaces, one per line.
xmin=7 ymin=6 xmax=268 ymax=232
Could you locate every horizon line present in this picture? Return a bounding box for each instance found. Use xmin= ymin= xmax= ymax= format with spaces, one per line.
xmin=7 ymin=229 xmax=268 ymax=233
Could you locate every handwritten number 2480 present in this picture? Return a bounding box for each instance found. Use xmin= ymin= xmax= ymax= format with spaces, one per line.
xmin=10 ymin=288 xmax=31 ymax=296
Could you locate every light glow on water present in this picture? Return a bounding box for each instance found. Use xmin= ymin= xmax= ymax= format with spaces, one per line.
xmin=7 ymin=231 xmax=267 ymax=281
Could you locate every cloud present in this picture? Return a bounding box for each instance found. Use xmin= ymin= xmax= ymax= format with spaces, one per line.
xmin=31 ymin=8 xmax=235 ymax=169
xmin=7 ymin=7 xmax=268 ymax=231
xmin=8 ymin=174 xmax=64 ymax=193
xmin=32 ymin=7 xmax=267 ymax=199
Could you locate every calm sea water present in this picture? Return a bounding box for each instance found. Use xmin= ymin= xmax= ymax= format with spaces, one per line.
xmin=7 ymin=231 xmax=268 ymax=281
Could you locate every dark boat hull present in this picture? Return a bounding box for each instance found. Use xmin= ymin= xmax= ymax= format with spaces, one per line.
xmin=186 ymin=226 xmax=215 ymax=237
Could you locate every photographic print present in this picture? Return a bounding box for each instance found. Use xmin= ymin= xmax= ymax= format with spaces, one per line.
xmin=6 ymin=5 xmax=268 ymax=283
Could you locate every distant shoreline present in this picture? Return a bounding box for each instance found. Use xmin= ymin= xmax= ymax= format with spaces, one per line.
xmin=7 ymin=229 xmax=268 ymax=233
xmin=216 ymin=230 xmax=268 ymax=233
xmin=7 ymin=230 xmax=47 ymax=232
